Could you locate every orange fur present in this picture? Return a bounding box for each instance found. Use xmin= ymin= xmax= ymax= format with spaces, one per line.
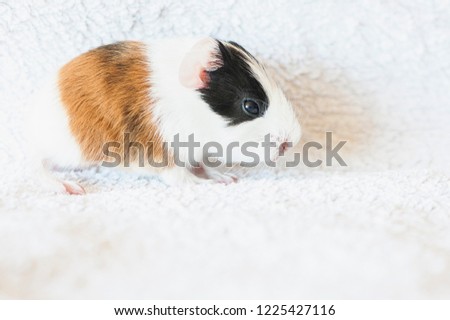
xmin=58 ymin=41 xmax=171 ymax=167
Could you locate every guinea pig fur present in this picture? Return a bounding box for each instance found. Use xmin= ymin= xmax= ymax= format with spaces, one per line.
xmin=27 ymin=37 xmax=301 ymax=194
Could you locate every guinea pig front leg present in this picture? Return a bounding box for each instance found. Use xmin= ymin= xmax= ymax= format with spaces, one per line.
xmin=200 ymin=165 xmax=238 ymax=185
xmin=35 ymin=161 xmax=86 ymax=195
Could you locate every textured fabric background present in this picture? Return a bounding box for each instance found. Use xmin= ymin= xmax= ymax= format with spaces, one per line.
xmin=0 ymin=0 xmax=449 ymax=298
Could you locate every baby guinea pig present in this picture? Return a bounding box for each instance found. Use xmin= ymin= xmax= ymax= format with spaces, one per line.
xmin=28 ymin=37 xmax=301 ymax=194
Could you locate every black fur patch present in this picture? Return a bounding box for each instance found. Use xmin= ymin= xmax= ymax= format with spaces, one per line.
xmin=198 ymin=40 xmax=268 ymax=126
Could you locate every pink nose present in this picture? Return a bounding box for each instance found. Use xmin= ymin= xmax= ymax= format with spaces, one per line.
xmin=279 ymin=141 xmax=289 ymax=155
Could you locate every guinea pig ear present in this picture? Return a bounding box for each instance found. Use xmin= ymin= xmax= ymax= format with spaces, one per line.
xmin=179 ymin=37 xmax=223 ymax=89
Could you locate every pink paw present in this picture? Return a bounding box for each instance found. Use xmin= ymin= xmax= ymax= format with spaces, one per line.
xmin=211 ymin=172 xmax=238 ymax=185
xmin=62 ymin=181 xmax=86 ymax=195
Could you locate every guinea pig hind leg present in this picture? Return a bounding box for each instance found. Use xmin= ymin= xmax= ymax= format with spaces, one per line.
xmin=35 ymin=161 xmax=86 ymax=195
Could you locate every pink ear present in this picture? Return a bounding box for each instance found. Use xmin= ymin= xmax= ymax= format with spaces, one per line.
xmin=179 ymin=38 xmax=222 ymax=89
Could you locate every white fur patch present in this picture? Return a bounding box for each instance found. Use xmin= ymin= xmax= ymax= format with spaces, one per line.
xmin=27 ymin=77 xmax=83 ymax=167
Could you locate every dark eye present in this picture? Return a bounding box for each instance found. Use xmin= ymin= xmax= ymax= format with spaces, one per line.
xmin=242 ymin=98 xmax=261 ymax=117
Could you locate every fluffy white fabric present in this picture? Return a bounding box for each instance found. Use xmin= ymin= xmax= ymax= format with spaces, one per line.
xmin=0 ymin=0 xmax=449 ymax=298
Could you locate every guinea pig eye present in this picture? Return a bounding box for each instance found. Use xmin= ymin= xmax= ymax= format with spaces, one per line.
xmin=242 ymin=98 xmax=261 ymax=117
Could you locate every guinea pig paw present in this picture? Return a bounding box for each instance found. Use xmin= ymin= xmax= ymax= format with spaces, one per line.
xmin=207 ymin=171 xmax=238 ymax=185
xmin=61 ymin=181 xmax=86 ymax=195
xmin=37 ymin=174 xmax=85 ymax=195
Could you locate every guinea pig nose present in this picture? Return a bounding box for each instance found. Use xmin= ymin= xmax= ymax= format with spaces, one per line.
xmin=279 ymin=141 xmax=289 ymax=155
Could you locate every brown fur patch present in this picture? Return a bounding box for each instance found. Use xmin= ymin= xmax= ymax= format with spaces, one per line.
xmin=58 ymin=41 xmax=172 ymax=168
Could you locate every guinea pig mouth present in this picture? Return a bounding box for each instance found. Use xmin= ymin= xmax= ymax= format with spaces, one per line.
xmin=279 ymin=141 xmax=289 ymax=154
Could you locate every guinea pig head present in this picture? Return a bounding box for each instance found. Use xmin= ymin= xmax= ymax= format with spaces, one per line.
xmin=179 ymin=38 xmax=301 ymax=163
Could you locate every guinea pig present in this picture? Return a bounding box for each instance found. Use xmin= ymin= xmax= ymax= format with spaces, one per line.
xmin=28 ymin=37 xmax=301 ymax=194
